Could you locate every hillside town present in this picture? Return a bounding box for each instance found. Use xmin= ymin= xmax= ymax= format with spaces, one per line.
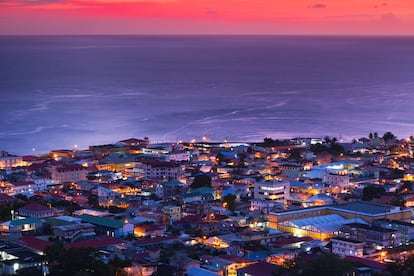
xmin=1 ymin=132 xmax=414 ymax=276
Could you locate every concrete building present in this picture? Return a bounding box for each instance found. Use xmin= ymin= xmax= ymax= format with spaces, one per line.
xmin=50 ymin=164 xmax=87 ymax=184
xmin=254 ymin=180 xmax=290 ymax=203
xmin=338 ymin=223 xmax=400 ymax=248
xmin=163 ymin=205 xmax=181 ymax=224
xmin=331 ymin=237 xmax=364 ymax=257
xmin=269 ymin=201 xmax=411 ymax=239
xmin=0 ymin=152 xmax=23 ymax=169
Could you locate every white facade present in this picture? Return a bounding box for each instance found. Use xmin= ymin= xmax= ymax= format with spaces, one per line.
xmin=254 ymin=180 xmax=290 ymax=203
xmin=12 ymin=180 xmax=51 ymax=195
xmin=323 ymin=171 xmax=350 ymax=187
xmin=331 ymin=238 xmax=364 ymax=257
xmin=165 ymin=152 xmax=191 ymax=162
xmin=250 ymin=199 xmax=280 ymax=213
xmin=0 ymin=154 xmax=23 ymax=169
xmin=163 ymin=205 xmax=181 ymax=224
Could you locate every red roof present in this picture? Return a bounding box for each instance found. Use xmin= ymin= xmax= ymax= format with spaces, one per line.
xmin=237 ymin=262 xmax=281 ymax=276
xmin=66 ymin=236 xmax=123 ymax=249
xmin=19 ymin=203 xmax=52 ymax=212
xmin=14 ymin=236 xmax=52 ymax=252
xmin=345 ymin=256 xmax=386 ymax=270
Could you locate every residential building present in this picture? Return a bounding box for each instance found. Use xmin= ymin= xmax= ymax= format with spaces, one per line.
xmin=254 ymin=180 xmax=290 ymax=203
xmin=331 ymin=237 xmax=364 ymax=257
xmin=78 ymin=214 xmax=133 ymax=238
xmin=338 ymin=223 xmax=400 ymax=248
xmin=50 ymin=164 xmax=87 ymax=183
xmin=18 ymin=203 xmax=54 ymax=219
xmin=163 ymin=205 xmax=181 ymax=224
xmin=52 ymin=223 xmax=96 ymax=242
xmin=0 ymin=152 xmax=23 ymax=169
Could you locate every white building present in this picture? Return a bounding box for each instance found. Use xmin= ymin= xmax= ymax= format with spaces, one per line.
xmin=250 ymin=199 xmax=281 ymax=213
xmin=323 ymin=171 xmax=350 ymax=187
xmin=0 ymin=152 xmax=23 ymax=169
xmin=331 ymin=237 xmax=364 ymax=257
xmin=254 ymin=180 xmax=290 ymax=203
xmin=163 ymin=205 xmax=181 ymax=224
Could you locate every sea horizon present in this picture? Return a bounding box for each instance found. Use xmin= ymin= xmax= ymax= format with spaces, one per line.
xmin=1 ymin=35 xmax=414 ymax=155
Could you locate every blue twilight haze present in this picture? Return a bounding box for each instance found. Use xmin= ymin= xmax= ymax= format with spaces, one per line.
xmin=1 ymin=35 xmax=414 ymax=155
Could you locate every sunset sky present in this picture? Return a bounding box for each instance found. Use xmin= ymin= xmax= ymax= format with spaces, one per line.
xmin=0 ymin=0 xmax=413 ymax=35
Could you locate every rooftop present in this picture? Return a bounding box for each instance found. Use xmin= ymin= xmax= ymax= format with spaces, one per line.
xmin=19 ymin=203 xmax=52 ymax=212
xmin=78 ymin=214 xmax=124 ymax=229
xmin=14 ymin=236 xmax=52 ymax=252
xmin=331 ymin=201 xmax=395 ymax=215
xmin=237 ymin=261 xmax=281 ymax=276
xmin=66 ymin=236 xmax=123 ymax=249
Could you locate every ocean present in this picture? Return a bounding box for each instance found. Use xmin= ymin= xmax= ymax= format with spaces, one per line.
xmin=1 ymin=35 xmax=414 ymax=155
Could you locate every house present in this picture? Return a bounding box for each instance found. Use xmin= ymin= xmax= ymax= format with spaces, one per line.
xmin=78 ymin=214 xmax=133 ymax=238
xmin=254 ymin=180 xmax=290 ymax=204
xmin=50 ymin=164 xmax=87 ymax=184
xmin=163 ymin=205 xmax=182 ymax=225
xmin=0 ymin=152 xmax=23 ymax=169
xmin=52 ymin=223 xmax=96 ymax=242
xmin=0 ymin=242 xmax=46 ymax=275
xmin=0 ymin=218 xmax=43 ymax=239
xmin=331 ymin=237 xmax=364 ymax=257
xmin=134 ymin=224 xmax=165 ymax=238
xmin=372 ymin=219 xmax=414 ymax=244
xmin=203 ymin=255 xmax=255 ymax=276
xmin=338 ymin=222 xmax=400 ymax=248
xmin=13 ymin=236 xmax=52 ymax=255
xmin=134 ymin=160 xmax=184 ymax=180
xmin=11 ymin=181 xmax=49 ymax=195
xmin=18 ymin=203 xmax=54 ymax=219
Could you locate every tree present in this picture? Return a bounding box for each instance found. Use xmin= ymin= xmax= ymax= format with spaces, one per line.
xmin=362 ymin=185 xmax=385 ymax=201
xmin=289 ymin=149 xmax=303 ymax=161
xmin=222 ymin=194 xmax=237 ymax=213
xmin=369 ymin=133 xmax=373 ymax=140
xmin=88 ymin=195 xmax=99 ymax=208
xmin=383 ymin=131 xmax=396 ymax=143
xmin=190 ymin=174 xmax=212 ymax=189
xmin=298 ymin=253 xmax=353 ymax=276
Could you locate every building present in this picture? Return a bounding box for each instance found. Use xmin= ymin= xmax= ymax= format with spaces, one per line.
xmin=269 ymin=202 xmax=411 ymax=239
xmin=372 ymin=219 xmax=414 ymax=244
xmin=163 ymin=205 xmax=182 ymax=224
xmin=18 ymin=203 xmax=54 ymax=219
xmin=0 ymin=152 xmax=23 ymax=169
xmin=250 ymin=199 xmax=280 ymax=213
xmin=11 ymin=180 xmax=52 ymax=195
xmin=0 ymin=218 xmax=43 ymax=239
xmin=254 ymin=180 xmax=290 ymax=203
xmin=237 ymin=261 xmax=281 ymax=276
xmin=52 ymin=223 xmax=96 ymax=242
xmin=78 ymin=214 xmax=133 ymax=238
xmin=50 ymin=164 xmax=87 ymax=184
xmin=134 ymin=160 xmax=184 ymax=180
xmin=331 ymin=237 xmax=364 ymax=257
xmin=323 ymin=171 xmax=350 ymax=188
xmin=203 ymin=255 xmax=255 ymax=276
xmin=338 ymin=223 xmax=400 ymax=248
